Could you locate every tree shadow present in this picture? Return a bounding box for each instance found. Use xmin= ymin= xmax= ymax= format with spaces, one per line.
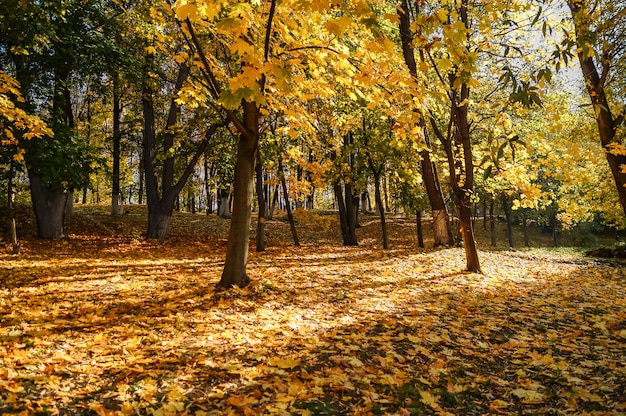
xmin=1 ymin=237 xmax=625 ymax=415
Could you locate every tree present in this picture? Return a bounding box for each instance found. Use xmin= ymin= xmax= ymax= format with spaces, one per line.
xmin=172 ymin=0 xmax=380 ymax=286
xmin=0 ymin=0 xmax=120 ymax=238
xmin=397 ymin=0 xmax=452 ymax=247
xmin=0 ymin=71 xmax=52 ymax=251
xmin=564 ymin=0 xmax=626 ymax=222
xmin=141 ymin=58 xmax=222 ymax=239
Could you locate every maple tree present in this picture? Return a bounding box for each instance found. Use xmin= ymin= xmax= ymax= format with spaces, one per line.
xmin=398 ymin=0 xmax=453 ymax=248
xmin=563 ymin=0 xmax=626 ymax=220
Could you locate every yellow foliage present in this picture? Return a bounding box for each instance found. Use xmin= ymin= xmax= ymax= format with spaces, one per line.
xmin=292 ymin=208 xmax=334 ymax=230
xmin=607 ymin=142 xmax=626 ymax=156
xmin=0 ymin=71 xmax=51 ymax=161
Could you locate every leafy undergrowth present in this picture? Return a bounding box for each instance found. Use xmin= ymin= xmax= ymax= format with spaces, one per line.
xmin=1 ymin=206 xmax=625 ymax=415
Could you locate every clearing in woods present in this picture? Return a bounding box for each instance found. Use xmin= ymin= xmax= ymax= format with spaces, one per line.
xmin=1 ymin=205 xmax=625 ymax=415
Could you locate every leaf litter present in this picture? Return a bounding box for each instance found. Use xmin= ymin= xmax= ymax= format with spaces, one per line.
xmin=0 ymin=206 xmax=625 ymax=415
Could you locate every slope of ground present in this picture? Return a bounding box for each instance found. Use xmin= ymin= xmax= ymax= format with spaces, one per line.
xmin=0 ymin=205 xmax=625 ymax=415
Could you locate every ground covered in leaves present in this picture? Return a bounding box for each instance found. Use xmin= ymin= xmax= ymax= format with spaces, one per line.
xmin=1 ymin=205 xmax=625 ymax=415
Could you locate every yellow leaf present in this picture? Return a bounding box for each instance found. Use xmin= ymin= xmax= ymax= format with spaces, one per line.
xmin=173 ymin=52 xmax=188 ymax=64
xmin=607 ymin=142 xmax=626 ymax=156
xmin=324 ymin=16 xmax=353 ymax=36
xmin=175 ymin=3 xmax=197 ymax=21
xmin=437 ymin=58 xmax=453 ymax=72
xmin=435 ymin=8 xmax=448 ymax=22
xmin=489 ymin=399 xmax=510 ymax=409
xmin=384 ymin=13 xmax=399 ymax=23
xmin=354 ymin=0 xmax=372 ymax=16
xmin=226 ymin=394 xmax=257 ymax=407
xmin=511 ymin=388 xmax=545 ymax=403
xmin=419 ymin=390 xmax=441 ymax=410
xmin=268 ymin=356 xmax=300 ymax=369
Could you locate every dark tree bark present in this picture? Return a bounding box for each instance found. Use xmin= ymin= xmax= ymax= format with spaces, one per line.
xmin=568 ymin=1 xmax=626 ymax=220
xmin=334 ymin=182 xmax=358 ymax=246
xmin=382 ymin=174 xmax=390 ymax=213
xmin=482 ymin=198 xmax=488 ymax=230
xmin=429 ymin=0 xmax=481 ymax=272
xmin=142 ymin=63 xmax=216 ymax=239
xmin=279 ymin=159 xmax=300 ymax=247
xmin=111 ymin=75 xmax=123 ymax=217
xmin=7 ymin=161 xmax=20 ymax=254
xmin=523 ymin=210 xmax=530 ymax=247
xmin=29 ymin=172 xmax=68 ymax=239
xmin=27 ymin=65 xmax=74 ymax=239
xmin=138 ymin=156 xmax=144 ymax=205
xmin=398 ymin=0 xmax=451 ymax=247
xmin=188 ymin=189 xmax=196 ymax=213
xmin=502 ymin=194 xmax=514 ymax=247
xmin=373 ymin=171 xmax=389 ymax=249
xmin=550 ymin=211 xmax=561 ymax=247
xmin=489 ymin=198 xmax=497 ymax=247
xmin=268 ymin=184 xmax=279 ymax=219
xmin=218 ymin=101 xmax=259 ymax=288
xmin=204 ymin=154 xmax=212 ymax=214
xmin=255 ymin=154 xmax=266 ymax=252
xmin=367 ymin=157 xmax=389 ymax=249
xmin=416 ymin=210 xmax=425 ymax=248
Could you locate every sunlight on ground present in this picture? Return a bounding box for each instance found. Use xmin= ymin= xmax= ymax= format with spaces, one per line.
xmin=1 ymin=240 xmax=625 ymax=415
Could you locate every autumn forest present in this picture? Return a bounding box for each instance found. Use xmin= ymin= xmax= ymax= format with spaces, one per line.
xmin=1 ymin=0 xmax=626 ymax=414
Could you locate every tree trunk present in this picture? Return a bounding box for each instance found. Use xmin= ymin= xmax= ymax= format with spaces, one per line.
xmin=398 ymin=0 xmax=451 ymax=247
xmin=490 ymin=198 xmax=496 ymax=247
xmin=352 ymin=192 xmax=361 ymax=228
xmin=111 ymin=76 xmax=122 ymax=217
xmin=65 ymin=192 xmax=74 ymax=214
xmin=568 ymin=1 xmax=626 ymax=220
xmin=550 ymin=211 xmax=560 ymax=247
xmin=416 ymin=210 xmax=425 ymax=248
xmin=427 ymin=0 xmax=480 ymax=272
xmin=334 ymin=182 xmax=358 ymax=246
xmin=8 ymin=161 xmax=20 ymax=254
xmin=344 ymin=183 xmax=359 ymax=245
xmin=373 ymin=172 xmax=389 ymax=249
xmin=268 ymin=184 xmax=279 ymax=220
xmin=280 ymin=160 xmax=300 ymax=246
xmin=523 ymin=210 xmax=530 ymax=247
xmin=502 ymin=195 xmax=514 ymax=247
xmin=361 ymin=192 xmax=368 ymax=213
xmin=458 ymin=194 xmax=480 ymax=272
xmin=142 ymin=64 xmax=213 ymax=239
xmin=189 ymin=189 xmax=196 ymax=213
xmin=218 ymin=101 xmax=259 ymax=289
xmin=217 ymin=189 xmax=231 ymax=218
xmin=204 ymin=155 xmax=213 ymax=214
xmin=28 ymin=171 xmax=68 ymax=239
xmin=147 ymin=211 xmax=171 ymax=240
xmin=255 ymin=155 xmax=266 ymax=252
xmin=138 ymin=157 xmax=144 ymax=205
xmin=482 ymin=198 xmax=488 ymax=230
xmin=382 ymin=174 xmax=390 ymax=213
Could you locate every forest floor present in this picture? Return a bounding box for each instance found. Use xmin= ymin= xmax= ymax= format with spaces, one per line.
xmin=1 ymin=204 xmax=625 ymax=415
